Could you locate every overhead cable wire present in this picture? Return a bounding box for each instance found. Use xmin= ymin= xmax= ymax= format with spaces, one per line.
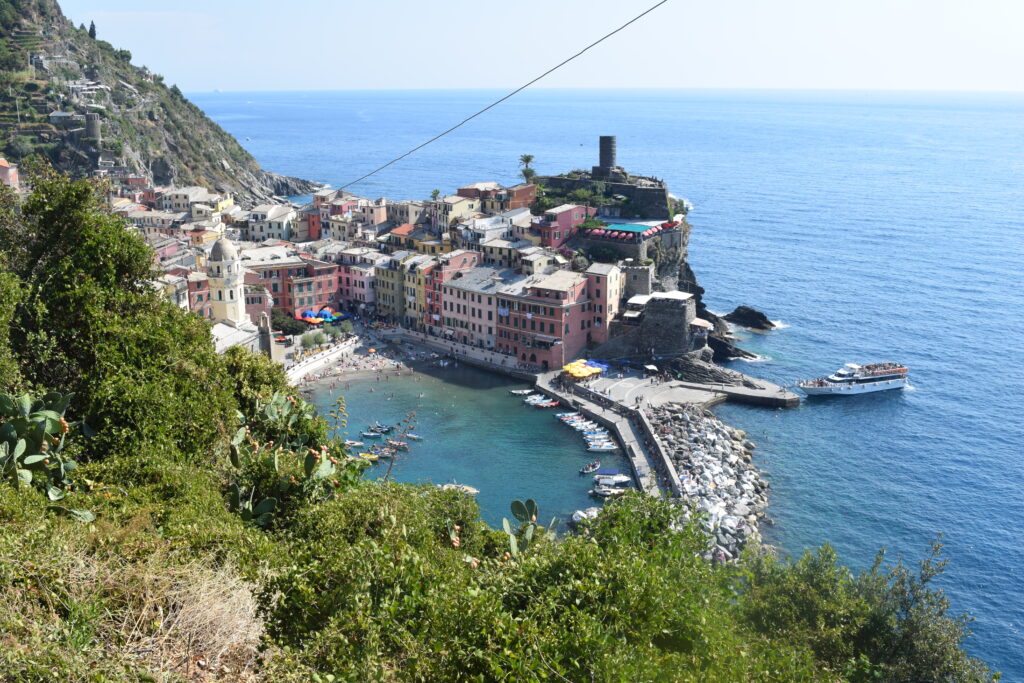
xmin=338 ymin=0 xmax=670 ymax=190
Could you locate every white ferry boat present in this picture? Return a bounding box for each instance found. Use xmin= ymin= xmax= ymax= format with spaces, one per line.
xmin=797 ymin=362 xmax=909 ymax=396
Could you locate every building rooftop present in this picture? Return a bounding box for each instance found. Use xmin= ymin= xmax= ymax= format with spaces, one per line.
xmin=449 ymin=267 xmax=518 ymax=295
xmin=586 ymin=263 xmax=619 ymax=276
xmin=533 ymin=269 xmax=585 ymax=292
xmin=546 ymin=204 xmax=581 ymax=215
xmin=390 ymin=223 xmax=416 ymax=237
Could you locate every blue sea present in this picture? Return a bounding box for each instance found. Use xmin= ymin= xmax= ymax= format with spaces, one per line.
xmin=191 ymin=89 xmax=1024 ymax=677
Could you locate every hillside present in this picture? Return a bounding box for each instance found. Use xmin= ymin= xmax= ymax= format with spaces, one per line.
xmin=0 ymin=0 xmax=317 ymax=201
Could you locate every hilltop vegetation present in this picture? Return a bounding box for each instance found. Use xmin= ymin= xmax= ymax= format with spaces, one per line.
xmin=0 ymin=0 xmax=314 ymax=201
xmin=0 ymin=167 xmax=997 ymax=680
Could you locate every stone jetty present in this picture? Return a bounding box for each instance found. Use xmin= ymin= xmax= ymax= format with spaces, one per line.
xmin=647 ymin=403 xmax=769 ymax=563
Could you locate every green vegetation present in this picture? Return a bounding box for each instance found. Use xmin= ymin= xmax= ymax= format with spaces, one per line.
xmin=0 ymin=167 xmax=997 ymax=680
xmin=272 ymin=307 xmax=307 ymax=336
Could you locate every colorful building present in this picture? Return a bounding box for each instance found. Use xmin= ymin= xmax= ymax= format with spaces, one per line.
xmin=496 ymin=270 xmax=593 ymax=369
xmin=530 ymin=204 xmax=596 ymax=248
xmin=424 ymin=249 xmax=481 ymax=335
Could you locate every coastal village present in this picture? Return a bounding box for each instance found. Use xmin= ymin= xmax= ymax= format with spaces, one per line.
xmin=1 ymin=137 xmax=795 ymax=561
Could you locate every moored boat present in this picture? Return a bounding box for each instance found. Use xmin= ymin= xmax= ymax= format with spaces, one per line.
xmin=579 ymin=460 xmax=601 ymax=474
xmin=594 ymin=473 xmax=632 ymax=487
xmin=407 ymin=433 xmax=423 ymax=441
xmin=360 ymin=431 xmax=383 ymax=438
xmin=386 ymin=439 xmax=410 ymax=450
xmin=797 ymin=362 xmax=909 ymax=396
xmin=344 ymin=440 xmax=364 ymax=448
xmin=589 ymin=485 xmax=626 ymax=498
xmin=509 ymin=389 xmax=534 ymax=396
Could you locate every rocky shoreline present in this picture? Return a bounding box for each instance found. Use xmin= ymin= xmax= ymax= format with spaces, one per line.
xmin=647 ymin=403 xmax=769 ymax=563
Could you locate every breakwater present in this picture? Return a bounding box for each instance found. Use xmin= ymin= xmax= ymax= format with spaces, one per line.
xmin=647 ymin=403 xmax=768 ymax=563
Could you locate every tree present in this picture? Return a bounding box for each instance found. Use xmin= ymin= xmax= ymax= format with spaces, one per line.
xmin=88 ymin=21 xmax=96 ymax=39
xmin=430 ymin=189 xmax=440 ymax=201
xmin=272 ymin=308 xmax=307 ymax=336
xmin=521 ymin=167 xmax=536 ymax=184
xmin=518 ymin=154 xmax=534 ymax=169
xmin=0 ymin=163 xmax=236 ymax=465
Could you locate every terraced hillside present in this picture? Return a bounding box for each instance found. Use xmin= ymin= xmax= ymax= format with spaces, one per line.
xmin=0 ymin=0 xmax=316 ymax=201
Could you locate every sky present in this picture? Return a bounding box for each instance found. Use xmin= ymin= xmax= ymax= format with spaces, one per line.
xmin=59 ymin=0 xmax=1024 ymax=93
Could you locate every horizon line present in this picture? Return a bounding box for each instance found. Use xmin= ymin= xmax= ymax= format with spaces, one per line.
xmin=184 ymin=86 xmax=1024 ymax=96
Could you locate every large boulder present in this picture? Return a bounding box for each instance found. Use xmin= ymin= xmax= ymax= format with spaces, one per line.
xmin=723 ymin=305 xmax=775 ymax=331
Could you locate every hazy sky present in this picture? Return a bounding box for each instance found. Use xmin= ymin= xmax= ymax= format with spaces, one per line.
xmin=59 ymin=0 xmax=1024 ymax=93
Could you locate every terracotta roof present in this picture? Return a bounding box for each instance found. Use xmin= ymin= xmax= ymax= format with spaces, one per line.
xmin=391 ymin=223 xmax=415 ymax=237
xmin=0 ymin=159 xmax=9 ymax=168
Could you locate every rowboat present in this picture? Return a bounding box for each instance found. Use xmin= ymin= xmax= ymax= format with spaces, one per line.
xmin=360 ymin=431 xmax=383 ymax=439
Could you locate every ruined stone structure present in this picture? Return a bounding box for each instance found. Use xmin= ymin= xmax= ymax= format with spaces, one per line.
xmin=619 ymin=260 xmax=656 ymax=299
xmin=537 ymin=136 xmax=673 ymax=220
xmin=594 ymin=291 xmax=696 ymax=362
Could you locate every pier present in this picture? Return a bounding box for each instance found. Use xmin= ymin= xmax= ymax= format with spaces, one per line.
xmin=373 ymin=328 xmax=797 ymax=498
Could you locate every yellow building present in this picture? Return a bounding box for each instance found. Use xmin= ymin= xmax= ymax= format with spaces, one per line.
xmin=374 ymin=250 xmax=415 ymax=322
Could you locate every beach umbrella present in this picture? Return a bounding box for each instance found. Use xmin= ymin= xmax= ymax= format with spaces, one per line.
xmin=368 ymin=348 xmax=377 ymax=353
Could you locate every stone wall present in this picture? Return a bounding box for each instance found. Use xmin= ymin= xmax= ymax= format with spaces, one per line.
xmin=537 ymin=175 xmax=671 ymax=220
xmin=594 ymin=296 xmax=695 ymax=362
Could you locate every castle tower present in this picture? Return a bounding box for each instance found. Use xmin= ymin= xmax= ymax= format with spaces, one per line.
xmin=208 ymin=238 xmax=247 ymax=326
xmin=85 ymin=112 xmax=101 ymax=142
xmin=599 ymin=135 xmax=616 ymax=170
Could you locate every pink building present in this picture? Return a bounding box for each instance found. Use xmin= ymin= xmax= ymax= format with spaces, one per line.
xmin=583 ymin=263 xmax=623 ymax=345
xmin=186 ymin=271 xmax=213 ymax=320
xmin=496 ymin=270 xmax=592 ymax=369
xmin=244 ymin=272 xmax=274 ymax=325
xmin=530 ymin=204 xmax=595 ymax=248
xmin=338 ymin=247 xmax=388 ymax=313
xmin=441 ymin=266 xmax=505 ymax=348
xmin=425 ymin=249 xmax=481 ymax=335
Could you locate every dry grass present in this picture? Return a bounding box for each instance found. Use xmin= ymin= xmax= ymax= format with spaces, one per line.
xmin=102 ymin=558 xmax=265 ymax=681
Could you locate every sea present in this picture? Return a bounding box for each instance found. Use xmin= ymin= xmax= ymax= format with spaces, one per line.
xmin=190 ymin=89 xmax=1024 ymax=677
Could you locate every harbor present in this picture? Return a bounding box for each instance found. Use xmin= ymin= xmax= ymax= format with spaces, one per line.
xmin=300 ymin=323 xmax=793 ymax=557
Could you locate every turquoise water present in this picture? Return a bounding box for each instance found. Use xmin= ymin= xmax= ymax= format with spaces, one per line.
xmin=192 ymin=89 xmax=1024 ymax=676
xmin=306 ymin=362 xmax=627 ymax=528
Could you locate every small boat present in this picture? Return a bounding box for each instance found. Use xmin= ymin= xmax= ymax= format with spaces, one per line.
xmin=589 ymin=485 xmax=626 ymax=498
xmin=370 ymin=422 xmax=394 ymax=433
xmin=360 ymin=431 xmax=383 ymax=439
xmin=588 ymin=444 xmax=619 ymax=453
xmin=407 ymin=433 xmax=423 ymax=441
xmin=386 ymin=439 xmax=410 ymax=450
xmin=344 ymin=440 xmax=365 ymax=448
xmin=509 ymin=389 xmax=534 ymax=396
xmin=580 ymin=460 xmax=601 ymax=474
xmin=556 ymin=412 xmax=581 ymax=419
xmin=533 ymin=400 xmax=559 ymax=408
xmin=437 ymin=483 xmax=479 ymax=495
xmin=797 ymin=362 xmax=909 ymax=396
xmin=594 ymin=473 xmax=632 ymax=487
xmin=358 ymin=452 xmax=379 ymax=461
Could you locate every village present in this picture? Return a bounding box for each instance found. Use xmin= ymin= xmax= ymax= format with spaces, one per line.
xmin=1 ymin=137 xmax=797 ymax=561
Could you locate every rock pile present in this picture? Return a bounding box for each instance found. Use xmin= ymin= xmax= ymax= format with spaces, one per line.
xmin=647 ymin=403 xmax=768 ymax=563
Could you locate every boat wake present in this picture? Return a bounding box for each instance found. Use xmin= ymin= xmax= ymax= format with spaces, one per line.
xmin=770 ymin=320 xmax=790 ymax=329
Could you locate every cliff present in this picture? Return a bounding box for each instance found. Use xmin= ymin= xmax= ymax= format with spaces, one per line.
xmin=0 ymin=0 xmax=317 ymax=202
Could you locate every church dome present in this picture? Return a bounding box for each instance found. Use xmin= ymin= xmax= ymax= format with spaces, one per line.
xmin=210 ymin=238 xmax=238 ymax=262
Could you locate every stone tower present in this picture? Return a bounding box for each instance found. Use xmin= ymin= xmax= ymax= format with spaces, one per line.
xmin=208 ymin=238 xmax=247 ymax=325
xmin=599 ymin=135 xmax=616 ymax=170
xmin=85 ymin=112 xmax=101 ymax=142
